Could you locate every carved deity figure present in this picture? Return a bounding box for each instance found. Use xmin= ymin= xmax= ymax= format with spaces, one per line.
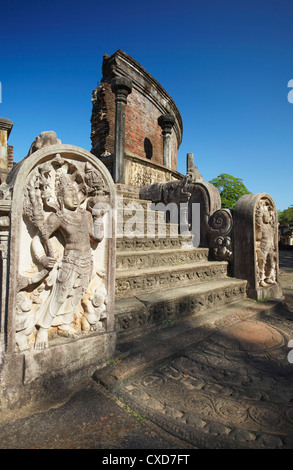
xmin=20 ymin=155 xmax=108 ymax=350
xmin=255 ymin=199 xmax=277 ymax=287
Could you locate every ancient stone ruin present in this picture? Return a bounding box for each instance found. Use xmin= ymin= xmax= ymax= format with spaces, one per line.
xmin=0 ymin=138 xmax=116 ymax=410
xmin=0 ymin=50 xmax=283 ymax=414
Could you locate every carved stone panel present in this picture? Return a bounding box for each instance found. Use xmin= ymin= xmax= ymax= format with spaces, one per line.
xmin=234 ymin=193 xmax=282 ymax=300
xmin=5 ymin=145 xmax=116 ymax=353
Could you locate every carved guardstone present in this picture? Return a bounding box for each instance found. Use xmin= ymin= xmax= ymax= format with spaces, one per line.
xmin=0 ymin=143 xmax=116 ymax=411
xmin=234 ymin=193 xmax=283 ymax=300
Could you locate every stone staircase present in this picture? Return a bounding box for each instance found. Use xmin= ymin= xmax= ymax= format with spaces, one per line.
xmin=114 ymin=187 xmax=247 ymax=341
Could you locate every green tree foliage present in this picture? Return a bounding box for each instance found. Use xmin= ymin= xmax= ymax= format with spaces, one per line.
xmin=209 ymin=173 xmax=251 ymax=209
xmin=278 ymin=206 xmax=293 ymax=225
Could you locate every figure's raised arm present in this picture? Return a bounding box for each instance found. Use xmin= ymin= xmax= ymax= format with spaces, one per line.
xmin=87 ymin=209 xmax=105 ymax=244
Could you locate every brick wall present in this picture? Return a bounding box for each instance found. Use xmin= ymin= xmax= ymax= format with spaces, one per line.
xmin=125 ymin=89 xmax=165 ymax=166
xmin=91 ymin=83 xmax=115 ymax=157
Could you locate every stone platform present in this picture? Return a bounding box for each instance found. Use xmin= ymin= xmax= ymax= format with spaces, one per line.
xmin=0 ymin=194 xmax=291 ymax=450
xmin=114 ymin=189 xmax=248 ymax=341
xmin=94 ymin=297 xmax=293 ymax=449
xmin=1 ymin=287 xmax=293 ymax=449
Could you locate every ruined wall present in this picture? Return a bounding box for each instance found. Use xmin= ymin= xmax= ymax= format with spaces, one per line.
xmin=90 ymin=50 xmax=183 ymax=184
xmin=91 ymin=80 xmax=166 ymax=165
xmin=125 ymin=89 xmax=165 ymax=167
xmin=0 ymin=140 xmax=117 ymax=412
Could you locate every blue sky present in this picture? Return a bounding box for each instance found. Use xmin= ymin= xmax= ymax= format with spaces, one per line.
xmin=1 ymin=0 xmax=293 ymax=210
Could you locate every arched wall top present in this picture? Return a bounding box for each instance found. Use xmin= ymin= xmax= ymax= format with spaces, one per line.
xmin=8 ymin=144 xmax=116 ymax=198
xmin=5 ymin=144 xmax=116 ymax=353
xmin=234 ymin=192 xmax=277 ymax=222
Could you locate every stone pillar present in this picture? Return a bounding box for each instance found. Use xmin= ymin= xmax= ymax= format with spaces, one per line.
xmin=158 ymin=114 xmax=175 ymax=168
xmin=111 ymin=77 xmax=132 ymax=183
xmin=0 ymin=118 xmax=13 ymax=183
xmin=186 ymin=153 xmax=194 ymax=172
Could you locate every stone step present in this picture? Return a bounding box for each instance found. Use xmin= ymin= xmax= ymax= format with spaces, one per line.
xmin=114 ymin=277 xmax=247 ymax=340
xmin=117 ymin=209 xmax=181 ymax=226
xmin=116 ymin=235 xmax=194 ymax=252
xmin=116 ymin=247 xmax=209 ymax=270
xmin=116 ymin=197 xmax=186 ymax=226
xmin=116 ymin=221 xmax=188 ymax=238
xmin=115 ymin=260 xmax=228 ymax=298
xmin=117 ymin=196 xmax=153 ymax=213
xmin=116 ymin=184 xmax=141 ymax=199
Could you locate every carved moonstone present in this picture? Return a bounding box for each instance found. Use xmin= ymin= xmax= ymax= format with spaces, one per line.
xmin=27 ymin=131 xmax=62 ymax=156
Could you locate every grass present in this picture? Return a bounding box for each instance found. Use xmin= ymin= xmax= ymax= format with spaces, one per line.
xmin=106 ymin=350 xmax=123 ymax=365
xmin=115 ymin=396 xmax=146 ymax=424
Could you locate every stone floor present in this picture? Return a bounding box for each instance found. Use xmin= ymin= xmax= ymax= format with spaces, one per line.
xmin=107 ymin=305 xmax=293 ymax=449
xmin=0 ymin=249 xmax=293 ymax=450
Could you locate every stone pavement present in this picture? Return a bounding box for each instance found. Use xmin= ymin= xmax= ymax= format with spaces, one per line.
xmin=1 ymin=250 xmax=293 ymax=450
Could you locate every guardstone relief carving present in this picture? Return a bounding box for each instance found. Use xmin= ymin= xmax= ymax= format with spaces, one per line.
xmin=255 ymin=197 xmax=277 ymax=288
xmin=234 ymin=192 xmax=282 ymax=300
xmin=16 ymin=153 xmax=110 ymax=351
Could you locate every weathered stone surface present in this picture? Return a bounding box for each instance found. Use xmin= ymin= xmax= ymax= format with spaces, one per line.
xmin=115 ymin=261 xmax=228 ymax=299
xmin=94 ymin=297 xmax=292 ymax=449
xmin=116 ymin=235 xmax=193 ymax=252
xmin=115 ymin=278 xmax=247 ymax=339
xmin=27 ymin=131 xmax=62 ymax=156
xmin=123 ymin=154 xmax=182 ymax=188
xmin=114 ymin=181 xmax=241 ymax=338
xmin=158 ymin=114 xmax=176 ymax=168
xmin=111 ymin=76 xmax=132 ymax=183
xmin=0 ymin=143 xmax=117 ymax=411
xmin=139 ymin=157 xmax=234 ymax=258
xmin=116 ymin=247 xmax=209 ymax=270
xmin=0 ymin=117 xmax=13 ymax=183
xmin=23 ymin=331 xmax=116 ymax=385
xmin=234 ymin=193 xmax=283 ymax=300
xmin=91 ymin=50 xmax=183 ymax=185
